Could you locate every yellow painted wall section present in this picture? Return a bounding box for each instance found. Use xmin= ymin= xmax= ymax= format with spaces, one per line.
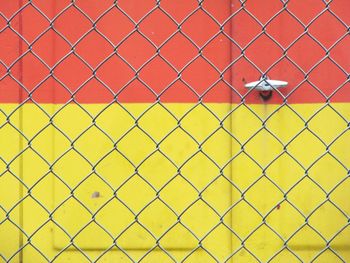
xmin=0 ymin=105 xmax=21 ymax=263
xmin=1 ymin=103 xmax=349 ymax=262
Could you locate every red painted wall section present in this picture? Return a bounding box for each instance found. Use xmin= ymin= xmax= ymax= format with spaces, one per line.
xmin=0 ymin=0 xmax=349 ymax=104
xmin=231 ymin=0 xmax=350 ymax=104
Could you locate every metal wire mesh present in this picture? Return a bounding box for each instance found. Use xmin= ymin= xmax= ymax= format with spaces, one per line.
xmin=1 ymin=0 xmax=350 ymax=262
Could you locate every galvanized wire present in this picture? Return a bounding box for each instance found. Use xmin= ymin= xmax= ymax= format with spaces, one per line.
xmin=1 ymin=0 xmax=350 ymax=262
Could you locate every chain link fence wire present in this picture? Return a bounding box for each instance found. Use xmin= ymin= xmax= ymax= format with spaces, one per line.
xmin=1 ymin=0 xmax=350 ymax=262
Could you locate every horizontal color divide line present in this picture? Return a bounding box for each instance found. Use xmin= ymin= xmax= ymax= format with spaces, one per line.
xmin=2 ymin=76 xmax=350 ymax=104
xmin=0 ymin=89 xmax=349 ymax=104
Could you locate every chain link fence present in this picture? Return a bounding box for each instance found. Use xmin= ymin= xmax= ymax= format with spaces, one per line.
xmin=1 ymin=0 xmax=350 ymax=262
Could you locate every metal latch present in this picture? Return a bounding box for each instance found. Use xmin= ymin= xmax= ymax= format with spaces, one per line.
xmin=245 ymin=76 xmax=288 ymax=91
xmin=244 ymin=76 xmax=288 ymax=100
